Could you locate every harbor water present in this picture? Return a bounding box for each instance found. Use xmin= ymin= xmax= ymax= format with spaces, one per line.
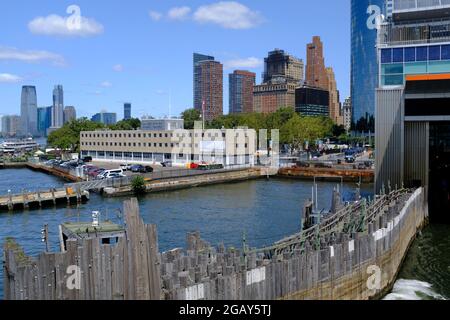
xmin=0 ymin=168 xmax=448 ymax=300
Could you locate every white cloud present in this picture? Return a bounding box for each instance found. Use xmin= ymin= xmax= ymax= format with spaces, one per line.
xmin=28 ymin=14 xmax=104 ymax=37
xmin=100 ymin=81 xmax=112 ymax=88
xmin=224 ymin=57 xmax=263 ymax=70
xmin=193 ymin=1 xmax=263 ymax=29
xmin=0 ymin=47 xmax=66 ymax=66
xmin=113 ymin=64 xmax=124 ymax=72
xmin=149 ymin=11 xmax=163 ymax=21
xmin=0 ymin=73 xmax=23 ymax=83
xmin=168 ymin=7 xmax=192 ymax=21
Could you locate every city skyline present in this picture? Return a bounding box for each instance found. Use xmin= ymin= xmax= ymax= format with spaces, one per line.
xmin=0 ymin=1 xmax=350 ymax=119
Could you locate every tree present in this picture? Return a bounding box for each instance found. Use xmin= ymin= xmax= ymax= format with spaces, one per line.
xmin=109 ymin=118 xmax=141 ymax=130
xmin=181 ymin=109 xmax=201 ymax=129
xmin=332 ymin=124 xmax=346 ymax=137
xmin=131 ymin=175 xmax=146 ymax=194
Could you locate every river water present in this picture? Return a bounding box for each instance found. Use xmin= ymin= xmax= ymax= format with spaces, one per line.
xmin=0 ymin=168 xmax=448 ymax=300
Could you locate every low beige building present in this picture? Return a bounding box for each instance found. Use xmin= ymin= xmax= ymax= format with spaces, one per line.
xmin=80 ymin=128 xmax=257 ymax=166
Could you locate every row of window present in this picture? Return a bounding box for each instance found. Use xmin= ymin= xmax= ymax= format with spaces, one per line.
xmin=80 ymin=132 xmax=250 ymax=139
xmin=381 ymin=45 xmax=450 ymax=64
xmin=81 ymin=141 xmax=250 ymax=148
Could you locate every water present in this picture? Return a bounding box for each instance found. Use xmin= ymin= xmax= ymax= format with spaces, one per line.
xmin=0 ymin=168 xmax=373 ymax=299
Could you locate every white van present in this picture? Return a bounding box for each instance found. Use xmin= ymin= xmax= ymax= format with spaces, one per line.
xmin=97 ymin=169 xmax=125 ymax=180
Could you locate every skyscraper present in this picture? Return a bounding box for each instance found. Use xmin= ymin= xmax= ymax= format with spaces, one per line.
xmin=193 ymin=55 xmax=223 ymax=121
xmin=91 ymin=111 xmax=117 ymax=125
xmin=63 ymin=106 xmax=76 ymax=124
xmin=2 ymin=115 xmax=20 ymax=137
xmin=37 ymin=106 xmax=52 ymax=136
xmin=124 ymin=103 xmax=131 ymax=120
xmin=351 ymin=0 xmax=384 ymax=131
xmin=20 ymin=86 xmax=38 ymax=136
xmin=343 ymin=97 xmax=352 ymax=132
xmin=253 ymin=49 xmax=304 ymax=113
xmin=305 ymin=36 xmax=329 ymax=90
xmin=326 ymin=67 xmax=343 ymax=125
xmin=229 ymin=70 xmax=256 ymax=114
xmin=193 ymin=53 xmax=215 ymax=111
xmin=52 ymin=85 xmax=64 ymax=128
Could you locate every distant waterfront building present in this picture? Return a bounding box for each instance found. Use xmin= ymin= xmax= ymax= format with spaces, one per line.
xmin=193 ymin=54 xmax=223 ymax=121
xmin=124 ymin=103 xmax=132 ymax=120
xmin=351 ymin=0 xmax=384 ymax=131
xmin=20 ymin=86 xmax=38 ymax=137
xmin=37 ymin=106 xmax=52 ymax=137
xmin=343 ymin=97 xmax=352 ymax=132
xmin=1 ymin=115 xmax=20 ymax=137
xmin=253 ymin=49 xmax=304 ymax=113
xmin=52 ymin=85 xmax=64 ymax=129
xmin=63 ymin=106 xmax=76 ymax=124
xmin=140 ymin=117 xmax=184 ymax=131
xmin=229 ymin=70 xmax=256 ymax=114
xmin=91 ymin=112 xmax=117 ymax=126
xmin=326 ymin=67 xmax=343 ymax=125
xmin=80 ymin=128 xmax=256 ymax=166
xmin=305 ymin=36 xmax=329 ymax=90
xmin=295 ymin=85 xmax=330 ymax=117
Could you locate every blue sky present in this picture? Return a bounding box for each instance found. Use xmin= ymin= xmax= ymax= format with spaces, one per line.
xmin=0 ymin=0 xmax=350 ymax=119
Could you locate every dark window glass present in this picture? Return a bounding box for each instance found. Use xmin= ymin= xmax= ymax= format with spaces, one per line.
xmin=442 ymin=45 xmax=450 ymax=60
xmin=381 ymin=49 xmax=392 ymax=63
xmin=404 ymin=47 xmax=416 ymax=62
xmin=416 ymin=47 xmax=428 ymax=61
xmin=393 ymin=48 xmax=404 ymax=62
xmin=429 ymin=46 xmax=441 ymax=60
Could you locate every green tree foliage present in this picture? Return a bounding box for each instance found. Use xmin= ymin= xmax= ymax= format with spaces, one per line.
xmin=109 ymin=118 xmax=141 ymax=130
xmin=131 ymin=175 xmax=146 ymax=194
xmin=181 ymin=108 xmax=201 ymax=129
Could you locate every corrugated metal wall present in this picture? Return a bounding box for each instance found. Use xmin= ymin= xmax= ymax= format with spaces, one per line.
xmin=404 ymin=121 xmax=429 ymax=188
xmin=375 ymin=88 xmax=404 ymax=194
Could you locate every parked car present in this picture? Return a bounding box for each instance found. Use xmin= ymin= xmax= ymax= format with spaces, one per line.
xmin=120 ymin=164 xmax=129 ymax=171
xmin=130 ymin=164 xmax=145 ymax=173
xmin=106 ymin=172 xmax=126 ymax=179
xmin=97 ymin=169 xmax=124 ymax=180
xmin=144 ymin=166 xmax=154 ymax=173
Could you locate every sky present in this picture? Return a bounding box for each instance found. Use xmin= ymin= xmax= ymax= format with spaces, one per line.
xmin=0 ymin=0 xmax=351 ymax=119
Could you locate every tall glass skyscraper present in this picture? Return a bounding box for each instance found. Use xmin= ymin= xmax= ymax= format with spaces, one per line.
xmin=124 ymin=103 xmax=131 ymax=120
xmin=351 ymin=0 xmax=385 ymax=132
xmin=20 ymin=86 xmax=38 ymax=136
xmin=37 ymin=106 xmax=52 ymax=137
xmin=52 ymin=85 xmax=64 ymax=128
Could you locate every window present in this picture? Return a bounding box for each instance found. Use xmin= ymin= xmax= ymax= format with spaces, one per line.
xmin=404 ymin=47 xmax=415 ymax=62
xmin=442 ymin=45 xmax=450 ymax=60
xmin=416 ymin=47 xmax=428 ymax=61
xmin=393 ymin=48 xmax=403 ymax=63
xmin=429 ymin=46 xmax=441 ymax=61
xmin=381 ymin=49 xmax=392 ymax=63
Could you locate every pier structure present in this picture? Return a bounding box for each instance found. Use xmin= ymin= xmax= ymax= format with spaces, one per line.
xmin=3 ymin=187 xmax=428 ymax=300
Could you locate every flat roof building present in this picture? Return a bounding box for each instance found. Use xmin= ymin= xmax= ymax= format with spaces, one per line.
xmin=295 ymin=85 xmax=330 ymax=117
xmin=140 ymin=117 xmax=184 ymax=131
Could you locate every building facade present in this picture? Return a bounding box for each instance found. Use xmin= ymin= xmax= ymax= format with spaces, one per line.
xmin=80 ymin=128 xmax=256 ymax=166
xmin=195 ymin=59 xmax=223 ymax=121
xmin=64 ymin=106 xmax=76 ymax=124
xmin=326 ymin=67 xmax=343 ymax=125
xmin=375 ymin=0 xmax=450 ymax=222
xmin=91 ymin=112 xmax=117 ymax=126
xmin=140 ymin=117 xmax=184 ymax=131
xmin=229 ymin=70 xmax=256 ymax=114
xmin=1 ymin=115 xmax=20 ymax=137
xmin=20 ymin=86 xmax=38 ymax=137
xmin=305 ymin=36 xmax=329 ymax=90
xmin=351 ymin=0 xmax=385 ymax=131
xmin=254 ymin=49 xmax=303 ymax=113
xmin=193 ymin=53 xmax=215 ymax=111
xmin=343 ymin=97 xmax=352 ymax=132
xmin=52 ymin=85 xmax=64 ymax=129
xmin=124 ymin=103 xmax=131 ymax=120
xmin=37 ymin=106 xmax=52 ymax=137
xmin=295 ymin=85 xmax=330 ymax=117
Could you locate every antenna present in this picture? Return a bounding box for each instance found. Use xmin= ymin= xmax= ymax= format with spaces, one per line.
xmin=168 ymin=90 xmax=172 ymax=119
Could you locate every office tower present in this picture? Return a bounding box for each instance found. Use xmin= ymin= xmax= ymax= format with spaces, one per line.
xmin=2 ymin=115 xmax=20 ymax=137
xmin=91 ymin=111 xmax=117 ymax=125
xmin=326 ymin=67 xmax=343 ymax=125
xmin=37 ymin=106 xmax=52 ymax=137
xmin=193 ymin=55 xmax=223 ymax=121
xmin=375 ymin=0 xmax=450 ymax=219
xmin=20 ymin=86 xmax=38 ymax=136
xmin=124 ymin=103 xmax=132 ymax=120
xmin=295 ymin=85 xmax=330 ymax=117
xmin=229 ymin=70 xmax=256 ymax=114
xmin=351 ymin=0 xmax=384 ymax=131
xmin=343 ymin=97 xmax=352 ymax=132
xmin=193 ymin=53 xmax=215 ymax=111
xmin=51 ymin=85 xmax=64 ymax=129
xmin=63 ymin=106 xmax=76 ymax=124
xmin=305 ymin=36 xmax=329 ymax=90
xmin=253 ymin=49 xmax=304 ymax=113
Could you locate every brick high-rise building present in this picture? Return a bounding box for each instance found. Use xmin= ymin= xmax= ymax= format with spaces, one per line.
xmin=197 ymin=60 xmax=223 ymax=121
xmin=305 ymin=36 xmax=329 ymax=90
xmin=253 ymin=49 xmax=303 ymax=113
xmin=229 ymin=70 xmax=256 ymax=114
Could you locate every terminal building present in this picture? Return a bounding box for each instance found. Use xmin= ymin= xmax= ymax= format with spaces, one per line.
xmin=375 ymin=0 xmax=450 ymax=222
xmin=80 ymin=128 xmax=257 ymax=167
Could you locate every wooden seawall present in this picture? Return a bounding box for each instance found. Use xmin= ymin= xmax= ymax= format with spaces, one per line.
xmin=278 ymin=167 xmax=375 ymax=183
xmin=3 ymin=189 xmax=427 ymax=300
